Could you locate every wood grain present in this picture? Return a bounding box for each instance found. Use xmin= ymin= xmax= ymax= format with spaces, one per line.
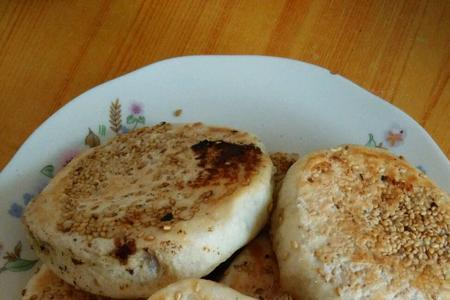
xmin=0 ymin=0 xmax=449 ymax=170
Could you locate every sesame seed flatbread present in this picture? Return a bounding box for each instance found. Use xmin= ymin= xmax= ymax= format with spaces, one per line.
xmin=272 ymin=145 xmax=450 ymax=299
xmin=23 ymin=123 xmax=273 ymax=298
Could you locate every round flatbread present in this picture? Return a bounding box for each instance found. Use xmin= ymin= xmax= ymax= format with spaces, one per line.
xmin=148 ymin=278 xmax=256 ymax=300
xmin=272 ymin=145 xmax=450 ymax=299
xmin=23 ymin=122 xmax=273 ymax=298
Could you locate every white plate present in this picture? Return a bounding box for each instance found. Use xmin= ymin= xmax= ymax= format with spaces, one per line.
xmin=1 ymin=55 xmax=449 ymax=298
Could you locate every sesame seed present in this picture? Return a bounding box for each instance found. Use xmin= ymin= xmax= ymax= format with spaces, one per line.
xmin=145 ymin=235 xmax=155 ymax=241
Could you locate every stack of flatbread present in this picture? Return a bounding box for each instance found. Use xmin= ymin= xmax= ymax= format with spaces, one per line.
xmin=22 ymin=123 xmax=450 ymax=299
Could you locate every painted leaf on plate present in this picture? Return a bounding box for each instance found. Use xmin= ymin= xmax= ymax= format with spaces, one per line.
xmin=1 ymin=241 xmax=38 ymax=274
xmin=40 ymin=165 xmax=54 ymax=178
xmin=98 ymin=124 xmax=107 ymax=136
xmin=0 ymin=259 xmax=38 ymax=273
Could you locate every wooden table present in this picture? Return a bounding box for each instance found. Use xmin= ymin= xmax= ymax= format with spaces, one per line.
xmin=0 ymin=1 xmax=449 ymax=169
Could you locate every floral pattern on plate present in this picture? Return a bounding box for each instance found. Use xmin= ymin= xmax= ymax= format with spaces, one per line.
xmin=1 ymin=99 xmax=147 ymax=276
xmin=0 ymin=242 xmax=38 ymax=274
xmin=365 ymin=131 xmax=426 ymax=174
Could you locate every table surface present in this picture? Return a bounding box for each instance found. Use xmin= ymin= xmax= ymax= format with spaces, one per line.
xmin=0 ymin=1 xmax=449 ymax=170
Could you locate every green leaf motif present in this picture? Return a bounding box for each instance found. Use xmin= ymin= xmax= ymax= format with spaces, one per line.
xmin=364 ymin=133 xmax=385 ymax=149
xmin=126 ymin=115 xmax=135 ymax=124
xmin=40 ymin=165 xmax=54 ymax=178
xmin=365 ymin=134 xmax=377 ymax=147
xmin=137 ymin=116 xmax=145 ymax=124
xmin=126 ymin=115 xmax=146 ymax=129
xmin=3 ymin=258 xmax=38 ymax=272
xmin=98 ymin=124 xmax=107 ymax=137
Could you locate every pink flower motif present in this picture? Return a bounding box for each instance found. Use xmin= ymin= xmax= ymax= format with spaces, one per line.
xmin=385 ymin=127 xmax=406 ymax=147
xmin=59 ymin=149 xmax=80 ymax=168
xmin=130 ymin=102 xmax=143 ymax=115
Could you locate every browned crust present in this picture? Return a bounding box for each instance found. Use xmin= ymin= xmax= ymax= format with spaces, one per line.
xmin=270 ymin=152 xmax=299 ymax=194
xmin=189 ymin=140 xmax=262 ymax=188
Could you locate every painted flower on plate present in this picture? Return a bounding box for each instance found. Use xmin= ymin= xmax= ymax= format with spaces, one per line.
xmin=8 ymin=203 xmax=23 ymax=218
xmin=130 ymin=102 xmax=143 ymax=115
xmin=385 ymin=127 xmax=406 ymax=147
xmin=60 ymin=149 xmax=80 ymax=168
xmin=8 ymin=182 xmax=48 ymax=218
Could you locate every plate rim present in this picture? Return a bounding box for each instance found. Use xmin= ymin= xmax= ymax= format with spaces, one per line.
xmin=3 ymin=54 xmax=449 ymax=175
